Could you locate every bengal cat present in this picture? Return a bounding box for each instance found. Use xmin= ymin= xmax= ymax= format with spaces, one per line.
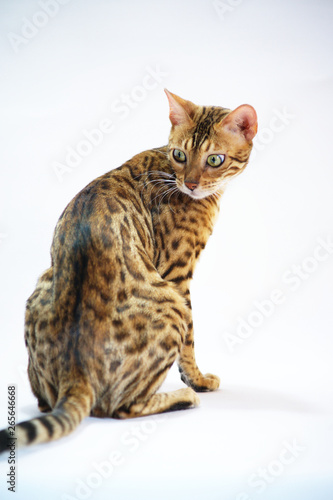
xmin=0 ymin=90 xmax=257 ymax=452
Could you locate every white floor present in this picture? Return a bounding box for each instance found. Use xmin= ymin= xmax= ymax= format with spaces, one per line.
xmin=1 ymin=1 xmax=333 ymax=499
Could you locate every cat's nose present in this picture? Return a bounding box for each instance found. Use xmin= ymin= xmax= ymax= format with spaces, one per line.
xmin=185 ymin=181 xmax=198 ymax=191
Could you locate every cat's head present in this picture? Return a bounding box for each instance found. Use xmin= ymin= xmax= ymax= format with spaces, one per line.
xmin=165 ymin=89 xmax=257 ymax=200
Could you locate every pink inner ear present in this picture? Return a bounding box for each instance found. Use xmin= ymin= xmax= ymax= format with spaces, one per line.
xmin=164 ymin=89 xmax=194 ymax=127
xmin=224 ymin=104 xmax=258 ymax=141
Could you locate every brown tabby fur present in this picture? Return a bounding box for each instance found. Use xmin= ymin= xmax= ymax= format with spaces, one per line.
xmin=0 ymin=90 xmax=257 ymax=451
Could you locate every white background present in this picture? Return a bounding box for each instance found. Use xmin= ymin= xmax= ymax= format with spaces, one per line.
xmin=1 ymin=0 xmax=333 ymax=499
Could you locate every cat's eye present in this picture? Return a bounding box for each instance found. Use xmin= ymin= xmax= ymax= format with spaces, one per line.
xmin=207 ymin=154 xmax=225 ymax=168
xmin=173 ymin=149 xmax=186 ymax=163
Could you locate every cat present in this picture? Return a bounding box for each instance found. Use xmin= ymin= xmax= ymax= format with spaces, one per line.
xmin=0 ymin=90 xmax=257 ymax=452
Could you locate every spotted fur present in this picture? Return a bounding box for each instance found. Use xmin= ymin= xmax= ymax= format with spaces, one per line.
xmin=0 ymin=91 xmax=257 ymax=452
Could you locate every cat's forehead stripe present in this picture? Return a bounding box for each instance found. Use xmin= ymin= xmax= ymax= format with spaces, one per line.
xmin=182 ymin=138 xmax=193 ymax=150
xmin=192 ymin=108 xmax=230 ymax=150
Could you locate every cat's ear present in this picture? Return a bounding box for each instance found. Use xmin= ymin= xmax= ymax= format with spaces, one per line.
xmin=164 ymin=89 xmax=195 ymax=127
xmin=220 ymin=104 xmax=258 ymax=142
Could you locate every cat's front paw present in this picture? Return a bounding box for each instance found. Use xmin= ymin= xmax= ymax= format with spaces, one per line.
xmin=180 ymin=371 xmax=220 ymax=392
xmin=195 ymin=373 xmax=220 ymax=392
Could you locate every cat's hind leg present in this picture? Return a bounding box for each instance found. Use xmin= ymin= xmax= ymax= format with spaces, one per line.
xmin=111 ymin=314 xmax=200 ymax=419
xmin=113 ymin=388 xmax=200 ymax=419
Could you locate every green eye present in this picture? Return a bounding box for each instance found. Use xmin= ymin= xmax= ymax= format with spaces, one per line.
xmin=207 ymin=154 xmax=225 ymax=167
xmin=173 ymin=149 xmax=186 ymax=163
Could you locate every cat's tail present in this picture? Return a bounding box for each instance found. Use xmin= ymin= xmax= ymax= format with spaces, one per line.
xmin=0 ymin=381 xmax=94 ymax=453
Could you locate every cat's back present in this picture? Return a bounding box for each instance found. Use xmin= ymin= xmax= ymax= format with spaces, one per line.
xmin=50 ymin=147 xmax=170 ymax=293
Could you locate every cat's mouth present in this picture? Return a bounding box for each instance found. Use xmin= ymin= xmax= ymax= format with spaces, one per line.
xmin=178 ymin=183 xmax=211 ymax=200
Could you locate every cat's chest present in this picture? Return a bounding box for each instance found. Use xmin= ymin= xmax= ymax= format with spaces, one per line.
xmin=152 ymin=197 xmax=219 ymax=281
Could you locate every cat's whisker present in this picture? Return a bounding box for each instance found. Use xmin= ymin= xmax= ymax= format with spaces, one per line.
xmin=140 ymin=178 xmax=176 ymax=199
xmin=144 ymin=179 xmax=168 ymax=188
xmin=132 ymin=171 xmax=149 ymax=180
xmin=135 ymin=170 xmax=176 ymax=200
xmin=155 ymin=185 xmax=179 ymax=220
xmin=133 ymin=169 xmax=174 ymax=182
xmin=150 ymin=184 xmax=171 ymax=205
xmin=153 ymin=171 xmax=175 ymax=180
xmin=143 ymin=174 xmax=176 ymax=188
xmin=157 ymin=190 xmax=171 ymax=218
xmin=147 ymin=179 xmax=177 ymax=192
xmin=157 ymin=185 xmax=175 ymax=205
xmin=156 ymin=179 xmax=175 ymax=188
xmin=166 ymin=187 xmax=179 ymax=214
